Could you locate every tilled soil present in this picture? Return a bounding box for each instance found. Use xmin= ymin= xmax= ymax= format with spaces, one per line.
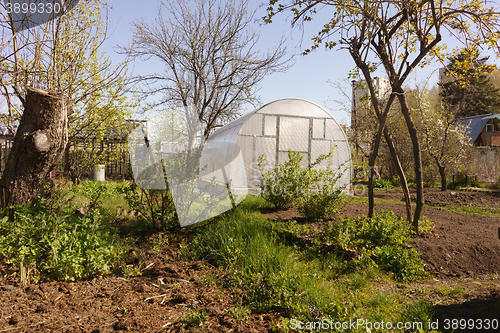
xmin=357 ymin=188 xmax=500 ymax=278
xmin=0 ymin=234 xmax=281 ymax=333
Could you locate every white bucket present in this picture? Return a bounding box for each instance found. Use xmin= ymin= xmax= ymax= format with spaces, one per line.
xmin=89 ymin=165 xmax=105 ymax=181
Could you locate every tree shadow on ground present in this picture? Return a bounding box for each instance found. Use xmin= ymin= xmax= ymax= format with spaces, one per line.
xmin=432 ymin=291 xmax=500 ymax=332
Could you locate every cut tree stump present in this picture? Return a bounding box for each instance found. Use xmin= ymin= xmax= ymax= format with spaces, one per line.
xmin=0 ymin=87 xmax=69 ymax=207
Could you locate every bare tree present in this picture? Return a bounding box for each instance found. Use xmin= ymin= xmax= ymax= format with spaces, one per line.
xmin=121 ymin=0 xmax=290 ymax=139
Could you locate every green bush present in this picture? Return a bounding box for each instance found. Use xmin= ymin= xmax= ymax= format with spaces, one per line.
xmin=257 ymin=149 xmax=346 ymax=220
xmin=358 ymin=210 xmax=412 ymax=248
xmin=0 ymin=199 xmax=126 ymax=283
xmin=257 ymin=150 xmax=304 ymax=209
xmin=321 ymin=211 xmax=431 ymax=281
xmin=296 ymin=193 xmax=343 ymax=221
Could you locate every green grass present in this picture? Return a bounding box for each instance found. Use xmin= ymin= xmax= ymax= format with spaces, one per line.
xmin=432 ymin=285 xmax=466 ymax=298
xmin=184 ymin=195 xmax=432 ymax=331
xmin=351 ymin=194 xmax=500 ymax=217
xmin=69 ymin=180 xmax=130 ymax=215
xmin=441 ymin=205 xmax=500 ymax=217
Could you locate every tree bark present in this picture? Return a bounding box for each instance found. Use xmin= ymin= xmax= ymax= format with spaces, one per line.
xmin=0 ymin=87 xmax=69 ymax=207
xmin=438 ymin=163 xmax=447 ymax=192
xmin=356 ymin=63 xmax=412 ymax=224
xmin=396 ymin=91 xmax=424 ymax=233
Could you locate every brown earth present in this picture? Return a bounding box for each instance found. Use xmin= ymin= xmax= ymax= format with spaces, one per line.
xmin=265 ymin=188 xmax=500 ymax=279
xmin=357 ymin=188 xmax=500 ymax=279
xmin=0 ymin=230 xmax=281 ymax=333
xmin=1 ymin=188 xmax=500 ymax=332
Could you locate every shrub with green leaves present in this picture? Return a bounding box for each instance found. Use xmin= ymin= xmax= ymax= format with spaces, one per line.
xmin=321 ymin=211 xmax=431 ymax=281
xmin=0 ymin=199 xmax=126 ymax=282
xmin=373 ymin=245 xmax=430 ymax=281
xmin=257 ymin=149 xmax=304 ymax=209
xmin=257 ymin=149 xmax=346 ymax=220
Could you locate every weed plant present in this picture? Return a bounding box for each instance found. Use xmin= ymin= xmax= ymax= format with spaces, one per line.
xmin=177 ymin=310 xmax=209 ymax=329
xmin=0 ymin=197 xmax=126 ymax=283
xmin=373 ymin=178 xmax=394 ymax=190
xmin=123 ymin=182 xmax=177 ymax=230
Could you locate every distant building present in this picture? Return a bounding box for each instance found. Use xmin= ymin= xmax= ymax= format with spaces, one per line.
xmin=438 ymin=67 xmax=454 ymax=85
xmin=351 ymin=77 xmax=390 ymax=129
xmin=460 ymin=114 xmax=500 ymax=147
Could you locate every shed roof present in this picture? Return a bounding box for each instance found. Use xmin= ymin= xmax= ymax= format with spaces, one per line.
xmin=460 ymin=114 xmax=500 ymax=143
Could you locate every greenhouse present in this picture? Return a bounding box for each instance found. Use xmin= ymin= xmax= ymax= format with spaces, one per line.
xmin=129 ymin=98 xmax=352 ymax=226
xmin=200 ymin=98 xmax=353 ymax=196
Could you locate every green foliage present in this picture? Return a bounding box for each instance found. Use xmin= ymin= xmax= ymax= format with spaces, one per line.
xmin=123 ymin=182 xmax=177 ymax=231
xmin=185 ymin=201 xmax=309 ymax=316
xmin=70 ymin=179 xmax=129 ymax=199
xmin=257 ymin=150 xmax=304 ymax=209
xmin=0 ymin=198 xmax=126 ymax=283
xmin=321 ymin=211 xmax=431 ymax=281
xmin=178 ymin=310 xmax=209 ymax=329
xmin=418 ymin=216 xmax=435 ymax=234
xmin=373 ymin=246 xmax=429 ymax=281
xmin=398 ymin=300 xmax=434 ymax=330
xmin=186 ymin=197 xmax=421 ymax=326
xmin=439 ymin=48 xmax=500 ymax=117
xmin=373 ymin=178 xmax=394 ymax=190
xmin=226 ymin=303 xmax=251 ymax=322
xmin=69 ymin=180 xmax=129 ymax=215
xmin=257 ymin=149 xmax=346 ymax=220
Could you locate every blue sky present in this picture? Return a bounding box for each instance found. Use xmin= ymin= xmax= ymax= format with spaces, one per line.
xmin=2 ymin=0 xmax=499 ymax=125
xmin=101 ymin=0 xmax=448 ymax=125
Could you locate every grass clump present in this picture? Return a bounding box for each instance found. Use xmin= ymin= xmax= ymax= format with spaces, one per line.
xmin=177 ymin=310 xmax=209 ymax=329
xmin=373 ymin=178 xmax=394 ymax=190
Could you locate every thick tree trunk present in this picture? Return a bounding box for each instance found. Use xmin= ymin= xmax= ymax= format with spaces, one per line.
xmin=0 ymin=87 xmax=69 ymax=207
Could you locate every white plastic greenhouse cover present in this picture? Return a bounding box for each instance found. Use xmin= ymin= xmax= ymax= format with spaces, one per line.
xmin=200 ymin=98 xmax=353 ymax=196
xmin=129 ymin=99 xmax=352 ymax=227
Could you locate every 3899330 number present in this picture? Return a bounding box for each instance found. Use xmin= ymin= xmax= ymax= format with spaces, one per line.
xmin=444 ymin=319 xmax=498 ymax=330
xmin=5 ymin=1 xmax=61 ymax=15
